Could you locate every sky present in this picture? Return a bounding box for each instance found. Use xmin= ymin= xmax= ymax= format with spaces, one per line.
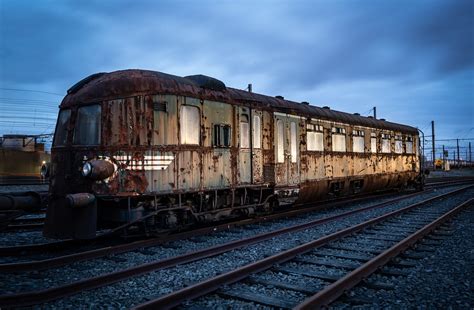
xmin=0 ymin=0 xmax=473 ymax=155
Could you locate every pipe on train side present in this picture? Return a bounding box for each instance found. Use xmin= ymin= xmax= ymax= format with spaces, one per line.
xmin=0 ymin=192 xmax=42 ymax=212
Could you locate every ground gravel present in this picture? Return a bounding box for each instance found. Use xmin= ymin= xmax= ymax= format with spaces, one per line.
xmin=1 ymin=186 xmax=471 ymax=308
xmin=332 ymin=198 xmax=474 ymax=309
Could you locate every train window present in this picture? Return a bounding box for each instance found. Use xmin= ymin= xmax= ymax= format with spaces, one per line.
xmin=307 ymin=124 xmax=323 ymax=151
xmin=290 ymin=122 xmax=297 ymax=163
xmin=213 ymin=124 xmax=231 ymax=147
xmin=394 ymin=135 xmax=403 ymax=154
xmin=405 ymin=136 xmax=413 ymax=154
xmin=332 ymin=127 xmax=346 ymax=152
xmin=53 ymin=109 xmax=71 ymax=146
xmin=253 ymin=115 xmax=261 ymax=149
xmin=240 ymin=114 xmax=250 ymax=148
xmin=370 ymin=132 xmax=377 ymax=153
xmin=381 ymin=133 xmax=391 ymax=153
xmin=277 ymin=119 xmax=285 ymax=163
xmin=353 ymin=130 xmax=365 ymax=153
xmin=180 ymin=105 xmax=200 ymax=145
xmin=73 ymin=105 xmax=101 ymax=145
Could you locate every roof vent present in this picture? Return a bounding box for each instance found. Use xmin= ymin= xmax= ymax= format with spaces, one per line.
xmin=354 ymin=113 xmax=360 ymax=116
xmin=368 ymin=116 xmax=373 ymax=118
xmin=67 ymin=72 xmax=107 ymax=95
xmin=275 ymin=95 xmax=284 ymax=100
xmin=301 ymin=101 xmax=310 ymax=105
xmin=380 ymin=118 xmax=386 ymax=121
xmin=184 ymin=75 xmax=226 ymax=91
xmin=322 ymin=106 xmax=330 ymax=109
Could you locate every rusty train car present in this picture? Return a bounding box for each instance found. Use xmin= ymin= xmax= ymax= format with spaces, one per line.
xmin=43 ymin=69 xmax=421 ymax=239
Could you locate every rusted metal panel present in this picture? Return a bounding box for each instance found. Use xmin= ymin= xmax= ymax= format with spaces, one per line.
xmin=147 ymin=94 xmax=178 ymax=146
xmin=102 ymin=96 xmax=152 ymax=146
xmin=300 ymin=152 xmax=325 ymax=181
xmin=148 ymin=151 xmax=177 ymax=193
xmin=288 ymin=116 xmax=301 ymax=186
xmin=274 ymin=113 xmax=287 ymax=186
xmin=238 ymin=107 xmax=251 ymax=184
xmin=176 ymin=151 xmax=200 ymax=192
xmin=251 ymin=110 xmax=264 ymax=184
xmin=202 ymin=149 xmax=232 ymax=188
xmin=201 ymin=99 xmax=233 ymax=189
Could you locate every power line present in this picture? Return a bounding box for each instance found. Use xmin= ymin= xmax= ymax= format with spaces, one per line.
xmin=424 ymin=138 xmax=474 ymax=142
xmin=0 ymin=88 xmax=64 ymax=97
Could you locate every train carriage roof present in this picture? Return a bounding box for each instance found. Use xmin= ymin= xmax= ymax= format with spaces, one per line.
xmin=61 ymin=69 xmax=418 ymax=134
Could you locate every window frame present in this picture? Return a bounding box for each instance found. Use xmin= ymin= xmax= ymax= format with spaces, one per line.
xmin=352 ymin=129 xmax=365 ymax=153
xmin=276 ymin=119 xmax=285 ymax=163
xmin=370 ymin=132 xmax=377 ymax=153
xmin=307 ymin=123 xmax=324 ymax=151
xmin=240 ymin=114 xmax=250 ymax=149
xmin=53 ymin=108 xmax=71 ymax=147
xmin=72 ymin=104 xmax=101 ymax=146
xmin=405 ymin=135 xmax=414 ymax=154
xmin=394 ymin=134 xmax=403 ymax=154
xmin=331 ymin=126 xmax=346 ymax=152
xmin=180 ymin=105 xmax=201 ymax=145
xmin=213 ymin=124 xmax=232 ymax=148
xmin=290 ymin=121 xmax=297 ymax=163
xmin=381 ymin=133 xmax=391 ymax=153
xmin=252 ymin=115 xmax=261 ymax=149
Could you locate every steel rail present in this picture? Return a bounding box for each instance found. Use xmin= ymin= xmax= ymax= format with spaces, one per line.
xmin=3 ymin=222 xmax=44 ymax=231
xmin=425 ymin=178 xmax=474 ymax=188
xmin=0 ymin=189 xmax=423 ymax=267
xmin=295 ymin=197 xmax=474 ymax=309
xmin=0 ymin=187 xmax=465 ymax=307
xmin=132 ymin=185 xmax=472 ymax=310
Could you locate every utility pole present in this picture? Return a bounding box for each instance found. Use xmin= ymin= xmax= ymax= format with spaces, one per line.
xmin=457 ymin=138 xmax=460 ymax=168
xmin=442 ymin=145 xmax=445 ymax=169
xmin=373 ymin=107 xmax=377 ymax=119
xmin=431 ymin=121 xmax=435 ymax=169
xmin=469 ymin=142 xmax=472 ymax=164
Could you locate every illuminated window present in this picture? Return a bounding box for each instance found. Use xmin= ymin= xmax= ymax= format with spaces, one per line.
xmin=394 ymin=135 xmax=403 ymax=154
xmin=253 ymin=115 xmax=261 ymax=149
xmin=290 ymin=122 xmax=297 ymax=163
xmin=353 ymin=130 xmax=365 ymax=153
xmin=406 ymin=136 xmax=413 ymax=154
xmin=381 ymin=133 xmax=391 ymax=153
xmin=370 ymin=132 xmax=377 ymax=153
xmin=240 ymin=114 xmax=249 ymax=148
xmin=277 ymin=119 xmax=285 ymax=163
xmin=307 ymin=124 xmax=323 ymax=151
xmin=180 ymin=105 xmax=200 ymax=145
xmin=332 ymin=127 xmax=346 ymax=152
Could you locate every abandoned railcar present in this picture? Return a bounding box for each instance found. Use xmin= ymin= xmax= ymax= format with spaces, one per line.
xmin=43 ymin=69 xmax=421 ymax=239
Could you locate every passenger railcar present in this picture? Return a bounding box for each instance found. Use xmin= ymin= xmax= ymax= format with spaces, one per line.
xmin=43 ymin=70 xmax=421 ymax=239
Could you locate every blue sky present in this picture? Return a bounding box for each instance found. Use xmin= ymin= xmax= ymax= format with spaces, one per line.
xmin=0 ymin=0 xmax=473 ymax=153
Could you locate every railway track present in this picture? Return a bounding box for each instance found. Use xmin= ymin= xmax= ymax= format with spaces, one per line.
xmin=424 ymin=177 xmax=474 ymax=189
xmin=134 ymin=187 xmax=473 ymax=310
xmin=0 ymin=185 xmax=471 ymax=308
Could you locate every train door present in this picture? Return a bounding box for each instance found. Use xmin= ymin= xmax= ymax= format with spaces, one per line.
xmin=238 ymin=108 xmax=251 ymax=184
xmin=274 ymin=113 xmax=300 ymax=186
xmin=251 ymin=110 xmax=264 ymax=183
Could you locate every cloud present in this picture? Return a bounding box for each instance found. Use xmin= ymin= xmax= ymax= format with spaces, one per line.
xmin=0 ymin=0 xmax=472 ymax=141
